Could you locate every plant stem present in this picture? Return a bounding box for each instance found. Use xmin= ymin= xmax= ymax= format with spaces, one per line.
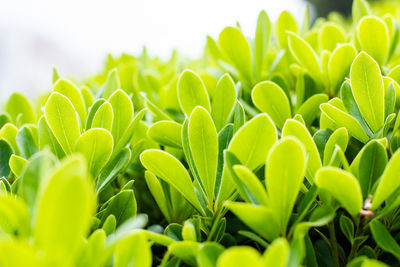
xmin=348 ymin=216 xmax=366 ymax=262
xmin=329 ymin=221 xmax=341 ymax=267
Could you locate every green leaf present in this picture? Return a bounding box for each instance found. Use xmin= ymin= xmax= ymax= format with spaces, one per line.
xmin=315 ymin=167 xmax=362 ymax=216
xmin=287 ymin=31 xmax=321 ymax=83
xmin=282 ymin=119 xmax=321 ymax=182
xmin=357 ymin=16 xmax=389 ymax=66
xmin=370 ymin=220 xmax=400 ymax=260
xmin=9 ymin=154 xmax=28 ymax=177
xmin=320 ymin=102 xmax=369 ymax=142
xmin=233 ymin=101 xmax=245 ymax=133
xmin=177 ymin=70 xmax=211 ymax=116
xmin=297 ymin=94 xmax=329 ymax=126
xmin=16 ymin=126 xmax=38 ymax=159
xmin=140 ymin=149 xmax=204 ymax=215
xmin=233 ymin=165 xmax=268 ymax=206
xmin=18 ymin=152 xmax=57 ymax=212
xmin=328 ymin=44 xmax=357 ymax=94
xmin=114 ymin=232 xmax=151 ymax=267
xmin=276 ymin=11 xmax=298 ymax=48
xmin=38 ymin=116 xmax=65 ymax=159
xmin=188 ymin=106 xmax=218 ymax=204
xmin=5 ymin=93 xmax=35 ymax=125
xmin=100 ymin=190 xmax=137 ymax=226
xmin=147 ymin=121 xmax=182 ymax=148
xmin=217 ymin=246 xmax=262 ymax=267
xmin=80 ymin=86 xmax=94 ymax=109
xmin=266 ymin=137 xmax=306 ymax=232
xmin=44 ymin=92 xmax=81 ymax=155
xmin=262 ymin=238 xmax=290 ymax=267
xmin=0 ymin=195 xmax=31 ymax=238
xmin=323 ymin=127 xmax=349 ymax=166
xmin=91 ymin=101 xmax=114 ymax=131
xmin=358 ymin=140 xmax=387 ymax=199
xmin=228 ymin=114 xmax=277 ymax=170
xmin=144 ymin=171 xmax=171 ymax=222
xmin=74 ymin=128 xmax=113 ymax=178
xmin=198 ymin=242 xmax=225 ymax=267
xmin=340 ymin=81 xmax=373 ymax=137
xmin=252 ymin=81 xmax=291 ymax=129
xmin=34 ymin=156 xmax=95 ymax=259
xmin=109 ymin=89 xmax=134 ymax=146
xmin=53 ymin=79 xmax=87 ymax=125
xmin=350 ymin=52 xmax=385 ymax=133
xmin=0 ymin=139 xmax=13 ymax=177
xmin=96 ymin=148 xmax=131 ymax=193
xmin=319 ymin=23 xmax=346 ymax=52
xmin=254 ymin=10 xmax=271 ymax=81
xmin=0 ymin=123 xmax=19 ymax=155
xmin=218 ymin=27 xmax=253 ymax=85
xmin=371 ymin=148 xmax=400 ymax=210
xmin=100 ymin=68 xmax=121 ymax=99
xmin=211 ymin=74 xmax=237 ymax=131
xmin=86 ymin=99 xmax=106 ymax=130
xmin=352 ymin=0 xmax=371 ymax=24
xmin=340 ymin=215 xmax=354 ymax=244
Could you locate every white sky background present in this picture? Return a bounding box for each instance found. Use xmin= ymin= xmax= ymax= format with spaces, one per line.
xmin=0 ymin=0 xmax=307 ymax=100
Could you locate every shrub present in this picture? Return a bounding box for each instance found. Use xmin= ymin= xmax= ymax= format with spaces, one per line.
xmin=1 ymin=0 xmax=400 ymax=266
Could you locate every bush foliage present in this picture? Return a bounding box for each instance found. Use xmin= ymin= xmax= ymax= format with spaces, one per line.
xmin=2 ymin=0 xmax=400 ymax=266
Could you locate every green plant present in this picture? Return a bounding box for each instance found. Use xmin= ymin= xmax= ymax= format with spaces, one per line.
xmin=2 ymin=0 xmax=400 ymax=266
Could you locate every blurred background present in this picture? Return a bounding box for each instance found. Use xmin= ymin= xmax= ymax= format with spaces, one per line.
xmin=0 ymin=0 xmax=361 ymax=100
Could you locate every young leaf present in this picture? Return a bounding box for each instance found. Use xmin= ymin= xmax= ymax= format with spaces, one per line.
xmin=262 ymin=238 xmax=290 ymax=267
xmin=44 ymin=92 xmax=81 ymax=154
xmin=147 ymin=121 xmax=182 ymax=148
xmin=218 ymin=27 xmax=253 ymax=84
xmin=53 ymin=79 xmax=87 ymax=125
xmin=5 ymin=93 xmax=35 ymax=125
xmin=319 ymin=23 xmax=346 ymax=52
xmin=328 ymin=44 xmax=357 ymax=94
xmin=114 ymin=232 xmax=151 ymax=267
xmin=296 ymin=94 xmax=329 ymax=126
xmin=357 ymin=16 xmax=389 ymax=66
xmin=320 ymin=103 xmax=369 ymax=142
xmin=370 ymin=220 xmax=400 ymax=260
xmin=34 ymin=156 xmax=95 ymax=258
xmin=108 ymin=89 xmax=134 ymax=146
xmin=211 ymin=74 xmax=236 ymax=131
xmin=144 ymin=171 xmax=171 ymax=222
xmin=100 ymin=68 xmax=121 ymax=99
xmin=177 ymin=70 xmax=211 ymax=116
xmin=38 ymin=116 xmax=65 ymax=159
xmin=233 ymin=165 xmax=268 ymax=206
xmin=282 ymin=119 xmax=321 ymax=182
xmin=100 ymin=190 xmax=137 ymax=226
xmin=371 ymin=149 xmax=400 ymax=210
xmin=0 ymin=139 xmax=13 ymax=177
xmin=74 ymin=128 xmax=113 ymax=178
xmin=86 ymin=99 xmax=106 ymax=130
xmin=266 ymin=137 xmax=306 ymax=232
xmin=252 ymin=81 xmax=291 ymax=129
xmin=91 ymin=101 xmax=114 ymax=131
xmin=9 ymin=154 xmax=28 ymax=177
xmin=16 ymin=126 xmax=38 ymax=159
xmin=276 ymin=11 xmax=298 ymax=48
xmin=96 ymin=148 xmax=131 ymax=193
xmin=287 ymin=31 xmax=321 ymax=82
xmin=0 ymin=123 xmax=20 ymax=155
xmin=225 ymin=202 xmax=279 ymax=242
xmin=140 ymin=149 xmax=204 ymax=214
xmin=358 ymin=140 xmax=387 ymax=199
xmin=255 ymin=10 xmax=271 ymax=80
xmin=350 ymin=52 xmax=384 ymax=133
xmin=323 ymin=127 xmax=349 ymax=166
xmin=315 ymin=167 xmax=362 ymax=216
xmin=188 ymin=106 xmax=218 ymax=204
xmin=352 ymin=0 xmax=371 ymax=24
